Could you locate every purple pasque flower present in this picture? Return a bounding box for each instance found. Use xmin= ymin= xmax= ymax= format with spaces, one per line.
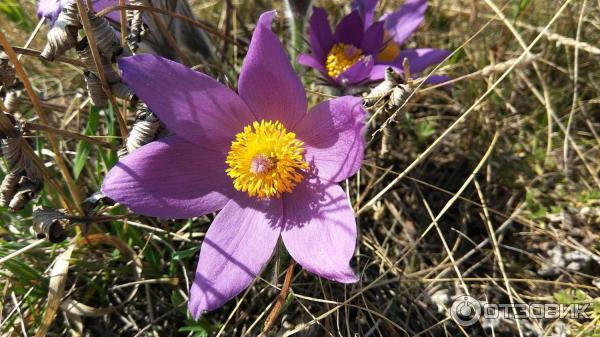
xmin=37 ymin=0 xmax=68 ymax=23
xmin=101 ymin=11 xmax=366 ymax=318
xmin=37 ymin=0 xmax=123 ymax=24
xmin=298 ymin=0 xmax=450 ymax=87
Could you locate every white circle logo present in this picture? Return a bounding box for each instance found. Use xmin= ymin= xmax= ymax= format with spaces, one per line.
xmin=450 ymin=295 xmax=481 ymax=326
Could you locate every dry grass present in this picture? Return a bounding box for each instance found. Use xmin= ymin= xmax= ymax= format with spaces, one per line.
xmin=0 ymin=0 xmax=599 ymax=336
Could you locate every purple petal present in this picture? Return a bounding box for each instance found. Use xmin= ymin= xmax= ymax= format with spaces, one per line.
xmin=423 ymin=74 xmax=451 ymax=86
xmin=297 ymin=53 xmax=326 ymax=74
xmin=282 ymin=179 xmax=358 ymax=283
xmin=334 ymin=10 xmax=364 ymax=47
xmin=37 ymin=0 xmax=65 ymax=23
xmin=238 ymin=11 xmax=307 ymax=129
xmin=360 ymin=21 xmax=384 ymax=56
xmin=308 ymin=7 xmax=334 ymax=62
xmin=92 ymin=0 xmax=120 ymax=22
xmin=336 ymin=55 xmax=374 ymax=86
xmin=101 ymin=136 xmax=233 ymax=219
xmin=384 ymin=0 xmax=427 ymax=45
xmin=396 ymin=48 xmax=450 ymax=74
xmin=294 ymin=96 xmax=366 ymax=182
xmin=119 ymin=54 xmax=255 ymax=151
xmin=189 ymin=195 xmax=281 ymax=318
xmin=352 ymin=0 xmax=379 ymax=27
xmin=367 ymin=64 xmax=396 ymax=81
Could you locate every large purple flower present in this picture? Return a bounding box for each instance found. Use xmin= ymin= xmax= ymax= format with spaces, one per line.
xmin=298 ymin=0 xmax=450 ymax=87
xmin=101 ymin=11 xmax=366 ymax=318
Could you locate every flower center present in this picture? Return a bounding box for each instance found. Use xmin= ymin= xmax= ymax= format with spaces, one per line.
xmin=325 ymin=43 xmax=364 ymax=79
xmin=226 ymin=120 xmax=308 ymax=199
xmin=377 ymin=31 xmax=401 ymax=62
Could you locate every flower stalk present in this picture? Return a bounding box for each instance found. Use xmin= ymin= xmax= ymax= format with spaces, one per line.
xmin=261 ymin=260 xmax=296 ymax=336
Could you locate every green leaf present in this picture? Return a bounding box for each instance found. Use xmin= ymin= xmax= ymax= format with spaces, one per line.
xmin=0 ymin=0 xmax=35 ymax=31
xmin=449 ymin=47 xmax=465 ymax=64
xmin=553 ymin=289 xmax=588 ymax=305
xmin=415 ymin=120 xmax=437 ymax=140
xmin=512 ymin=0 xmax=531 ymax=21
xmin=172 ymin=246 xmax=200 ymax=262
xmin=99 ymin=102 xmax=118 ymax=171
xmin=73 ymin=106 xmax=100 ymax=179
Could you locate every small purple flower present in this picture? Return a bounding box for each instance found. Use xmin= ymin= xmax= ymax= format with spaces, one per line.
xmin=36 ymin=0 xmax=123 ymax=24
xmin=101 ymin=11 xmax=366 ymax=318
xmin=36 ymin=0 xmax=67 ymax=23
xmin=298 ymin=0 xmax=450 ymax=87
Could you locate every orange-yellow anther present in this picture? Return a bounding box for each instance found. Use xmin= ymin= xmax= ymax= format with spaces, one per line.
xmin=377 ymin=31 xmax=401 ymax=62
xmin=325 ymin=43 xmax=364 ymax=79
xmin=226 ymin=120 xmax=308 ymax=199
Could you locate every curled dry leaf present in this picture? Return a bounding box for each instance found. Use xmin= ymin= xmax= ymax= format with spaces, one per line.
xmin=364 ymin=67 xmax=411 ymax=110
xmin=126 ymin=0 xmax=148 ymax=52
xmin=40 ymin=0 xmax=82 ymax=60
xmin=32 ymin=206 xmax=70 ymax=243
xmin=0 ymin=172 xmax=19 ymax=206
xmin=83 ymin=70 xmax=108 ymax=107
xmin=81 ymin=190 xmax=115 ymax=215
xmin=88 ymin=13 xmax=122 ymax=58
xmin=0 ymin=52 xmax=15 ymax=86
xmin=8 ymin=176 xmax=43 ymax=212
xmin=124 ymin=104 xmax=159 ymax=154
xmin=4 ymin=86 xmax=22 ymax=113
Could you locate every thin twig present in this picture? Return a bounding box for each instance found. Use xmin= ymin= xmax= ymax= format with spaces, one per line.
xmin=118 ymin=0 xmax=127 ymax=48
xmin=563 ymin=0 xmax=586 ymax=178
xmin=0 ymin=30 xmax=82 ymax=212
xmin=145 ymin=5 xmax=192 ymax=67
xmin=24 ymin=122 xmax=117 ymax=149
xmin=358 ymin=0 xmax=574 ymax=214
xmin=0 ymin=46 xmax=85 ymax=67
xmin=0 ymin=239 xmax=45 ymax=265
xmin=260 ymin=261 xmax=296 ymax=336
xmin=96 ymin=4 xmax=245 ymax=50
xmin=75 ymin=0 xmax=129 ymax=139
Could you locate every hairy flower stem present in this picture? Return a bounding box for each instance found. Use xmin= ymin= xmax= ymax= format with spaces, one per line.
xmin=283 ymin=0 xmax=310 ymax=72
xmin=261 ymin=261 xmax=296 ymax=336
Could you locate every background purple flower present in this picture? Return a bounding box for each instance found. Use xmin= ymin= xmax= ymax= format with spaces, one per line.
xmin=298 ymin=0 xmax=450 ymax=87
xmin=101 ymin=11 xmax=366 ymax=318
xmin=36 ymin=0 xmax=67 ymax=23
xmin=37 ymin=0 xmax=122 ymax=24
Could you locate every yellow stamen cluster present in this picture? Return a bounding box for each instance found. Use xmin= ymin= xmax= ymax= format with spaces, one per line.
xmin=226 ymin=120 xmax=308 ymax=199
xmin=377 ymin=31 xmax=401 ymax=62
xmin=325 ymin=43 xmax=364 ymax=79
